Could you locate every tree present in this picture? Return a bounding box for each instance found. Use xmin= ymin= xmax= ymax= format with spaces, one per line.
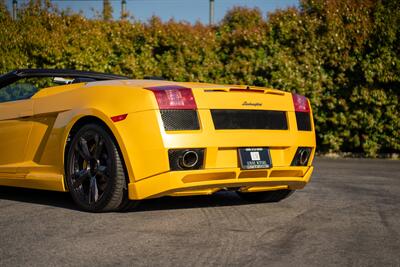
xmin=103 ymin=0 xmax=113 ymax=21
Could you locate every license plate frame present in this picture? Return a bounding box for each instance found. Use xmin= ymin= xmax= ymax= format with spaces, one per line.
xmin=238 ymin=147 xmax=272 ymax=170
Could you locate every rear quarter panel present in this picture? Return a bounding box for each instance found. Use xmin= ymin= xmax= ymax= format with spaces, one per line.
xmin=28 ymin=82 xmax=159 ymax=184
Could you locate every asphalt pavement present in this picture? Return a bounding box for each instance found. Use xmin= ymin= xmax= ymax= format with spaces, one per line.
xmin=0 ymin=157 xmax=399 ymax=267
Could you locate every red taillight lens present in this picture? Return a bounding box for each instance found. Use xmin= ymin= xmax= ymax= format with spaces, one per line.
xmin=292 ymin=93 xmax=310 ymax=112
xmin=146 ymin=85 xmax=197 ymax=110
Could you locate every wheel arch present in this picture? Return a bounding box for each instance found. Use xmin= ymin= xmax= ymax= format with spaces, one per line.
xmin=63 ymin=114 xmax=134 ymax=188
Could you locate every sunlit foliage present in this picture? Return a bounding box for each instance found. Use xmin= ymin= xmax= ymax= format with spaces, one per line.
xmin=0 ymin=0 xmax=398 ymax=156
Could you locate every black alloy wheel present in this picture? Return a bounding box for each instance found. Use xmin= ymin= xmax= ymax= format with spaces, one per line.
xmin=66 ymin=123 xmax=135 ymax=212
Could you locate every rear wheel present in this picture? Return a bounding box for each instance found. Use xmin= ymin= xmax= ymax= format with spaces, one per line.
xmin=66 ymin=123 xmax=135 ymax=212
xmin=236 ymin=189 xmax=294 ymax=203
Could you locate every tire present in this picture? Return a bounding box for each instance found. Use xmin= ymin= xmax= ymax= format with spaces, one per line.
xmin=65 ymin=123 xmax=135 ymax=212
xmin=236 ymin=189 xmax=294 ymax=203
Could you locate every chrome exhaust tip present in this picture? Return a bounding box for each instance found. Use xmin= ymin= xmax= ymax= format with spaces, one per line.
xmin=298 ymin=148 xmax=310 ymax=166
xmin=168 ymin=148 xmax=204 ymax=171
xmin=291 ymin=147 xmax=312 ymax=166
xmin=180 ymin=150 xmax=199 ymax=169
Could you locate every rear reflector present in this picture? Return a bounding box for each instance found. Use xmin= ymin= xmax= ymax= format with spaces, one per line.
xmin=292 ymin=93 xmax=310 ymax=112
xmin=111 ymin=114 xmax=128 ymax=122
xmin=146 ymin=85 xmax=197 ymax=110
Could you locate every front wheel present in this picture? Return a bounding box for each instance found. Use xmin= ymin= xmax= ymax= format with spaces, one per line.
xmin=236 ymin=189 xmax=294 ymax=203
xmin=65 ymin=123 xmax=135 ymax=212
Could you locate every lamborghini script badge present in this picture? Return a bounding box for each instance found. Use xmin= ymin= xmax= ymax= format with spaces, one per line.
xmin=242 ymin=101 xmax=262 ymax=107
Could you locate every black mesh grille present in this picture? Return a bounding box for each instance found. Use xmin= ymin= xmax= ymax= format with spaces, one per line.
xmin=160 ymin=110 xmax=200 ymax=131
xmin=211 ymin=109 xmax=288 ymax=130
xmin=295 ymin=112 xmax=311 ymax=131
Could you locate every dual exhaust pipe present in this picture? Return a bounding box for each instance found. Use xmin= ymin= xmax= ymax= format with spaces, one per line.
xmin=170 ymin=147 xmax=311 ymax=170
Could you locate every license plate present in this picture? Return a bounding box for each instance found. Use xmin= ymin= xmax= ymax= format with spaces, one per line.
xmin=238 ymin=148 xmax=272 ymax=169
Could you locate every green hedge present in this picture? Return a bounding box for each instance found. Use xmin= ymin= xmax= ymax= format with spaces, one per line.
xmin=0 ymin=0 xmax=399 ymax=156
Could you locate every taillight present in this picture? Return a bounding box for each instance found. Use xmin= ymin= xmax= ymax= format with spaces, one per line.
xmin=292 ymin=93 xmax=310 ymax=113
xmin=292 ymin=93 xmax=312 ymax=131
xmin=146 ymin=85 xmax=197 ymax=110
xmin=146 ymin=85 xmax=200 ymax=131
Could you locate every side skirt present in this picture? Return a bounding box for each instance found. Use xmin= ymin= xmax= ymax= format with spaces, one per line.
xmin=0 ymin=172 xmax=66 ymax=192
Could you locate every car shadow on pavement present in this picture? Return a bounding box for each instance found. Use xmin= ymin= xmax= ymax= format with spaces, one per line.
xmin=133 ymin=191 xmax=250 ymax=212
xmin=0 ymin=186 xmax=252 ymax=212
xmin=0 ymin=186 xmax=78 ymax=210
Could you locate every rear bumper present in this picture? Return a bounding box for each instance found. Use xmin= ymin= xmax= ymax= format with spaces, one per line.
xmin=114 ymin=110 xmax=316 ymax=181
xmin=128 ymin=166 xmax=313 ymax=200
xmin=112 ymin=109 xmax=316 ymax=200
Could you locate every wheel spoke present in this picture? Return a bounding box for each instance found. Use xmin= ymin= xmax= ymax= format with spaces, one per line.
xmin=72 ymin=169 xmax=90 ymax=188
xmin=88 ymin=176 xmax=99 ymax=204
xmin=77 ymin=138 xmax=92 ymax=160
xmin=94 ymin=135 xmax=104 ymax=160
xmin=75 ymin=144 xmax=86 ymax=160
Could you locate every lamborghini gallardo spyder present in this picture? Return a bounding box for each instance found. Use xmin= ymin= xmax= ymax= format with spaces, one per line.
xmin=0 ymin=69 xmax=316 ymax=212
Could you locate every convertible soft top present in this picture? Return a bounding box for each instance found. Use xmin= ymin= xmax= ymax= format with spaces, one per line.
xmin=0 ymin=69 xmax=129 ymax=88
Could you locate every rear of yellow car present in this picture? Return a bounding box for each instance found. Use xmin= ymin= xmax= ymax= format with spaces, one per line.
xmin=116 ymin=83 xmax=316 ymax=202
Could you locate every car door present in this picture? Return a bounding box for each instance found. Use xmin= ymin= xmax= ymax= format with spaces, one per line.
xmin=0 ymin=85 xmax=34 ymax=174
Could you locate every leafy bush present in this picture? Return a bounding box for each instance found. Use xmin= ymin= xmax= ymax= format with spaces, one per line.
xmin=0 ymin=0 xmax=398 ymax=156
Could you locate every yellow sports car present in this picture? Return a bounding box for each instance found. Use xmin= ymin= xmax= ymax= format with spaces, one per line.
xmin=0 ymin=69 xmax=316 ymax=212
